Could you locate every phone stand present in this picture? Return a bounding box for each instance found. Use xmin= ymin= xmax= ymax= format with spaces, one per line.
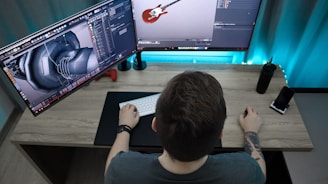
xmin=270 ymin=86 xmax=295 ymax=115
xmin=270 ymin=101 xmax=289 ymax=114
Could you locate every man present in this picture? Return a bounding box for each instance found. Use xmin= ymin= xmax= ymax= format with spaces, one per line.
xmin=105 ymin=71 xmax=266 ymax=183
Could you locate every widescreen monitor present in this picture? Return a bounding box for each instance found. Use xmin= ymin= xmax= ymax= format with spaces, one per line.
xmin=0 ymin=0 xmax=137 ymax=116
xmin=133 ymin=0 xmax=262 ymax=50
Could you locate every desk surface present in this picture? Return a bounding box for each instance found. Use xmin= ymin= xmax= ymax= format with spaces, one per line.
xmin=11 ymin=64 xmax=313 ymax=150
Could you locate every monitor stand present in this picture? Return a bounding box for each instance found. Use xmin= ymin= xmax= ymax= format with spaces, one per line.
xmin=117 ymin=60 xmax=131 ymax=71
xmin=133 ymin=52 xmax=147 ymax=70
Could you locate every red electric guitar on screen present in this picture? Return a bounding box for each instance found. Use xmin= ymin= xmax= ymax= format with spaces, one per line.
xmin=142 ymin=0 xmax=181 ymax=23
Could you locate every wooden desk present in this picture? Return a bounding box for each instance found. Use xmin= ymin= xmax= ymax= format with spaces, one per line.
xmin=11 ymin=63 xmax=313 ymax=183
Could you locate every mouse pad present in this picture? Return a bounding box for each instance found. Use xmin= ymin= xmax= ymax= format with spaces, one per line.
xmin=94 ymin=92 xmax=160 ymax=147
xmin=94 ymin=92 xmax=222 ymax=148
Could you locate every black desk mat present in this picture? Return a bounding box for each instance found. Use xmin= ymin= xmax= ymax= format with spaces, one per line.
xmin=94 ymin=92 xmax=221 ymax=148
xmin=94 ymin=92 xmax=160 ymax=147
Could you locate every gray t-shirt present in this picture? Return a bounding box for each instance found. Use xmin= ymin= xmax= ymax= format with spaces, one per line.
xmin=105 ymin=151 xmax=265 ymax=184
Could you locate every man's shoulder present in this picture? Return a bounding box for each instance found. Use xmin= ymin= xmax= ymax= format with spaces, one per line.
xmin=211 ymin=151 xmax=254 ymax=161
xmin=109 ymin=151 xmax=160 ymax=176
xmin=114 ymin=151 xmax=142 ymax=158
xmin=112 ymin=151 xmax=159 ymax=164
xmin=106 ymin=152 xmax=161 ymax=184
xmin=208 ymin=152 xmax=265 ymax=183
xmin=115 ymin=151 xmax=158 ymax=158
xmin=208 ymin=152 xmax=262 ymax=173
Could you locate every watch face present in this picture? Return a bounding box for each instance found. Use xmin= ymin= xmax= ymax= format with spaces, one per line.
xmin=117 ymin=126 xmax=124 ymax=133
xmin=117 ymin=125 xmax=131 ymax=134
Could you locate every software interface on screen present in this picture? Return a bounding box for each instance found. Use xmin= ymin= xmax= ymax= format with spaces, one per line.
xmin=133 ymin=0 xmax=262 ymax=50
xmin=0 ymin=0 xmax=137 ymax=115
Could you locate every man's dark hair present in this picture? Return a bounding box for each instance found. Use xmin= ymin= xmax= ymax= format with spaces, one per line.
xmin=155 ymin=71 xmax=227 ymax=161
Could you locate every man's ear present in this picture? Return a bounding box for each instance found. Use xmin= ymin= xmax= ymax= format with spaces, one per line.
xmin=151 ymin=117 xmax=157 ymax=132
xmin=219 ymin=130 xmax=223 ymax=139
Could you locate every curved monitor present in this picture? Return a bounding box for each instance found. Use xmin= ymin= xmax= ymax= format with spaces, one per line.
xmin=133 ymin=0 xmax=262 ymax=51
xmin=0 ymin=0 xmax=137 ymax=116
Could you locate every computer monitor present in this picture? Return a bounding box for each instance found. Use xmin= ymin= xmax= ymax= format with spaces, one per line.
xmin=133 ymin=0 xmax=262 ymax=50
xmin=0 ymin=0 xmax=137 ymax=116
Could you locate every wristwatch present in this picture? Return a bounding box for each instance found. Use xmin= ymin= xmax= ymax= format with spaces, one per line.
xmin=117 ymin=125 xmax=132 ymax=134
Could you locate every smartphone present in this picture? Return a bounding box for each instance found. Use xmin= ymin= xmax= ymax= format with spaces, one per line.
xmin=270 ymin=86 xmax=295 ymax=114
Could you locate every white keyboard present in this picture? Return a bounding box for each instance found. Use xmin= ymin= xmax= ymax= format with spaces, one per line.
xmin=119 ymin=93 xmax=160 ymax=117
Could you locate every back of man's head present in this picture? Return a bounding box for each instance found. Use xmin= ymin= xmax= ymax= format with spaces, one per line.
xmin=155 ymin=71 xmax=227 ymax=161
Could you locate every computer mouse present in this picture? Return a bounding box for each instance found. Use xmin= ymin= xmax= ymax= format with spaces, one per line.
xmin=244 ymin=109 xmax=248 ymax=117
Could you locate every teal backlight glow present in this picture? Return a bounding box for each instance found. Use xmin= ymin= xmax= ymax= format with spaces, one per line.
xmin=127 ymin=51 xmax=246 ymax=64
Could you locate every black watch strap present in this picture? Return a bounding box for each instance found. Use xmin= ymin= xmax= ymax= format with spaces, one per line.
xmin=117 ymin=125 xmax=132 ymax=134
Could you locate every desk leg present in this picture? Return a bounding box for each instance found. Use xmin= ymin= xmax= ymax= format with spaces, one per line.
xmin=15 ymin=144 xmax=108 ymax=184
xmin=17 ymin=145 xmax=74 ymax=184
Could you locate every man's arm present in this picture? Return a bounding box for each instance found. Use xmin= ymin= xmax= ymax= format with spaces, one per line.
xmin=104 ymin=104 xmax=140 ymax=174
xmin=239 ymin=106 xmax=266 ymax=178
xmin=244 ymin=131 xmax=266 ymax=177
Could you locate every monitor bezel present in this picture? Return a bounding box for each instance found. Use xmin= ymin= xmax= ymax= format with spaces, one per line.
xmin=133 ymin=0 xmax=263 ymax=52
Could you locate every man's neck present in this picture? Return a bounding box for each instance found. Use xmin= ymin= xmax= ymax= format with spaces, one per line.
xmin=158 ymin=150 xmax=208 ymax=174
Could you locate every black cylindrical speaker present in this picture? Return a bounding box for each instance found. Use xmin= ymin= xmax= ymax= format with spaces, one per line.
xmin=256 ymin=63 xmax=277 ymax=94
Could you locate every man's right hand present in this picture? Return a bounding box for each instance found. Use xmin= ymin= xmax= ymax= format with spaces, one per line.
xmin=239 ymin=106 xmax=262 ymax=133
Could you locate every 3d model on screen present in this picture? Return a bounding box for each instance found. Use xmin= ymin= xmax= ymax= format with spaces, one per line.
xmin=6 ymin=31 xmax=98 ymax=93
xmin=0 ymin=0 xmax=138 ymax=115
